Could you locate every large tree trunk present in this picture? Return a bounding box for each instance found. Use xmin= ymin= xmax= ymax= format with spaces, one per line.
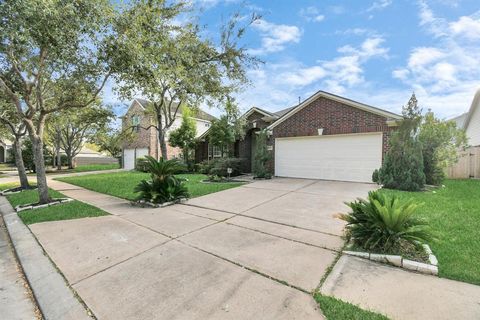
xmin=13 ymin=140 xmax=30 ymax=189
xmin=56 ymin=130 xmax=62 ymax=170
xmin=67 ymin=153 xmax=74 ymax=169
xmin=31 ymin=135 xmax=50 ymax=204
xmin=158 ymin=131 xmax=168 ymax=160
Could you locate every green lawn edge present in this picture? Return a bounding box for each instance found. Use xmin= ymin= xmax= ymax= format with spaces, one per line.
xmin=56 ymin=172 xmax=244 ymax=201
xmin=315 ymin=294 xmax=389 ymax=320
xmin=1 ymin=184 xmax=108 ymax=225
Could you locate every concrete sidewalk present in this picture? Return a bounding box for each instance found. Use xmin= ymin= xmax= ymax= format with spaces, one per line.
xmin=321 ymin=255 xmax=480 ymax=320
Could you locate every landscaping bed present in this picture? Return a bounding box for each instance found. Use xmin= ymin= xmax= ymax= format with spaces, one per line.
xmin=0 ymin=183 xmax=108 ymax=225
xmin=379 ymin=179 xmax=480 ymax=285
xmin=56 ymin=172 xmax=244 ymax=200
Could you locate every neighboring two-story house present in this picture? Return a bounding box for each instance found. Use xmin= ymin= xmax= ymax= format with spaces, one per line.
xmin=121 ymin=98 xmax=216 ymax=169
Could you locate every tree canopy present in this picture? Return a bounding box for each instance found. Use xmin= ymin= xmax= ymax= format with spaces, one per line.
xmin=111 ymin=0 xmax=258 ymax=158
xmin=419 ymin=110 xmax=468 ymax=185
xmin=0 ymin=0 xmax=116 ymax=203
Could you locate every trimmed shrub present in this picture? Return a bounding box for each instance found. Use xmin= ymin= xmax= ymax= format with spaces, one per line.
xmin=372 ymin=169 xmax=379 ymax=183
xmin=339 ymin=191 xmax=432 ymax=252
xmin=209 ymin=157 xmax=246 ymax=177
xmin=377 ymin=131 xmax=425 ymax=191
xmin=198 ymin=160 xmax=215 ymax=175
xmin=198 ymin=158 xmax=246 ymax=177
xmin=135 ymin=157 xmax=149 ymax=172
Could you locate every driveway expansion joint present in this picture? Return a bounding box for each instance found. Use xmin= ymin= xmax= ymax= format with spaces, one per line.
xmin=225 ymin=221 xmax=341 ymax=253
xmin=235 ymin=213 xmax=342 ymax=238
xmin=175 ymin=237 xmax=312 ymax=294
xmin=71 ymin=239 xmax=174 ymax=286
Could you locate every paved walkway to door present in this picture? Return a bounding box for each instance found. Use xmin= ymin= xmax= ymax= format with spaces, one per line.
xmin=27 ymin=177 xmax=375 ymax=319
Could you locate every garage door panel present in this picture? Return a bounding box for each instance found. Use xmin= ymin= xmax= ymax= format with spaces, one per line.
xmin=124 ymin=148 xmax=149 ymax=170
xmin=275 ymin=133 xmax=382 ymax=183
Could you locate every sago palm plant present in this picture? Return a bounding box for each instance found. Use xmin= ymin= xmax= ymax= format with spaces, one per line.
xmin=134 ymin=156 xmax=189 ymax=204
xmin=339 ymin=191 xmax=432 ymax=252
xmin=143 ymin=156 xmax=186 ymax=182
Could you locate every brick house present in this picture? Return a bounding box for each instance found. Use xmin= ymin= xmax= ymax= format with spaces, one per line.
xmin=196 ymin=90 xmax=402 ymax=183
xmin=121 ymin=98 xmax=216 ymax=169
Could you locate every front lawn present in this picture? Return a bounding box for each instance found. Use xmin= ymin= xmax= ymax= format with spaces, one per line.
xmin=56 ymin=172 xmax=244 ymax=200
xmin=1 ymin=183 xmax=108 ymax=225
xmin=26 ymin=163 xmax=120 ymax=176
xmin=379 ymin=179 xmax=480 ymax=285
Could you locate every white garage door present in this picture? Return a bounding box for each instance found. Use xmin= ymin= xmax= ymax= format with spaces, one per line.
xmin=275 ymin=133 xmax=383 ymax=183
xmin=123 ymin=148 xmax=149 ymax=170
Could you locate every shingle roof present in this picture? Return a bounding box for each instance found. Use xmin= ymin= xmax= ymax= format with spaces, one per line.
xmin=273 ymin=106 xmax=296 ymax=117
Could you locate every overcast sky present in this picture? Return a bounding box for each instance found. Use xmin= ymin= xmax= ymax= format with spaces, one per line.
xmin=103 ymin=0 xmax=480 ymax=120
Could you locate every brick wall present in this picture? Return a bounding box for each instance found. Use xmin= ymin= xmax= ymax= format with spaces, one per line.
xmin=122 ymin=101 xmax=154 ymax=150
xmin=237 ymin=111 xmax=270 ymax=172
xmin=268 ymin=96 xmax=395 ymax=172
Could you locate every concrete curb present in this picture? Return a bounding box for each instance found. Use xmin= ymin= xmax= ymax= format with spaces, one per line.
xmin=133 ymin=198 xmax=188 ymax=208
xmin=343 ymin=248 xmax=438 ymax=276
xmin=0 ymin=196 xmax=92 ymax=320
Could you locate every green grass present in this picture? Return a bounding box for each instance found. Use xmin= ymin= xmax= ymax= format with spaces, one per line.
xmin=379 ymin=179 xmax=480 ymax=285
xmin=1 ymin=183 xmax=108 ymax=225
xmin=315 ymin=294 xmax=389 ymax=320
xmin=56 ymin=172 xmax=243 ymax=200
xmin=0 ymin=182 xmax=19 ymax=191
xmin=26 ymin=163 xmax=120 ymax=175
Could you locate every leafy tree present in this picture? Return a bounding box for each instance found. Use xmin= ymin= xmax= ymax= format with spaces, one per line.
xmin=57 ymin=105 xmax=113 ymax=169
xmin=209 ymin=116 xmax=236 ymax=157
xmin=377 ymin=94 xmax=426 ymax=191
xmin=20 ymin=139 xmax=51 ymax=173
xmin=169 ymin=108 xmax=197 ymax=168
xmin=0 ymin=97 xmax=30 ymax=189
xmin=111 ymin=0 xmax=258 ymax=159
xmin=253 ymin=129 xmax=271 ymax=178
xmin=45 ymin=121 xmax=63 ymax=170
xmin=419 ymin=110 xmax=468 ymax=185
xmin=0 ymin=0 xmax=115 ymax=203
xmin=92 ymin=128 xmax=134 ymax=159
xmin=208 ymin=98 xmax=246 ymax=157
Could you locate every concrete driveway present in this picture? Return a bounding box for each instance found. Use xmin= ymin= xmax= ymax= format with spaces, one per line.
xmin=29 ymin=178 xmax=375 ymax=320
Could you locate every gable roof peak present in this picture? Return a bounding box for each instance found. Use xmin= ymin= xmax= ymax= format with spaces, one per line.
xmin=267 ymin=90 xmax=402 ymax=130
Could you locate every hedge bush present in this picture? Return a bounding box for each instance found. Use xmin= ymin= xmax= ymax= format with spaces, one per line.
xmin=198 ymin=158 xmax=246 ymax=177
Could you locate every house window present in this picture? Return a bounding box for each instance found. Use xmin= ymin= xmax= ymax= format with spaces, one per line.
xmin=208 ymin=144 xmax=222 ymax=159
xmin=131 ymin=115 xmax=141 ymax=132
xmin=205 ymin=123 xmax=210 ymax=127
xmin=213 ymin=145 xmax=222 ymax=158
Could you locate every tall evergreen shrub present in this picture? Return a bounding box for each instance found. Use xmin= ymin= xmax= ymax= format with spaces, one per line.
xmin=377 ymin=94 xmax=426 ymax=191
